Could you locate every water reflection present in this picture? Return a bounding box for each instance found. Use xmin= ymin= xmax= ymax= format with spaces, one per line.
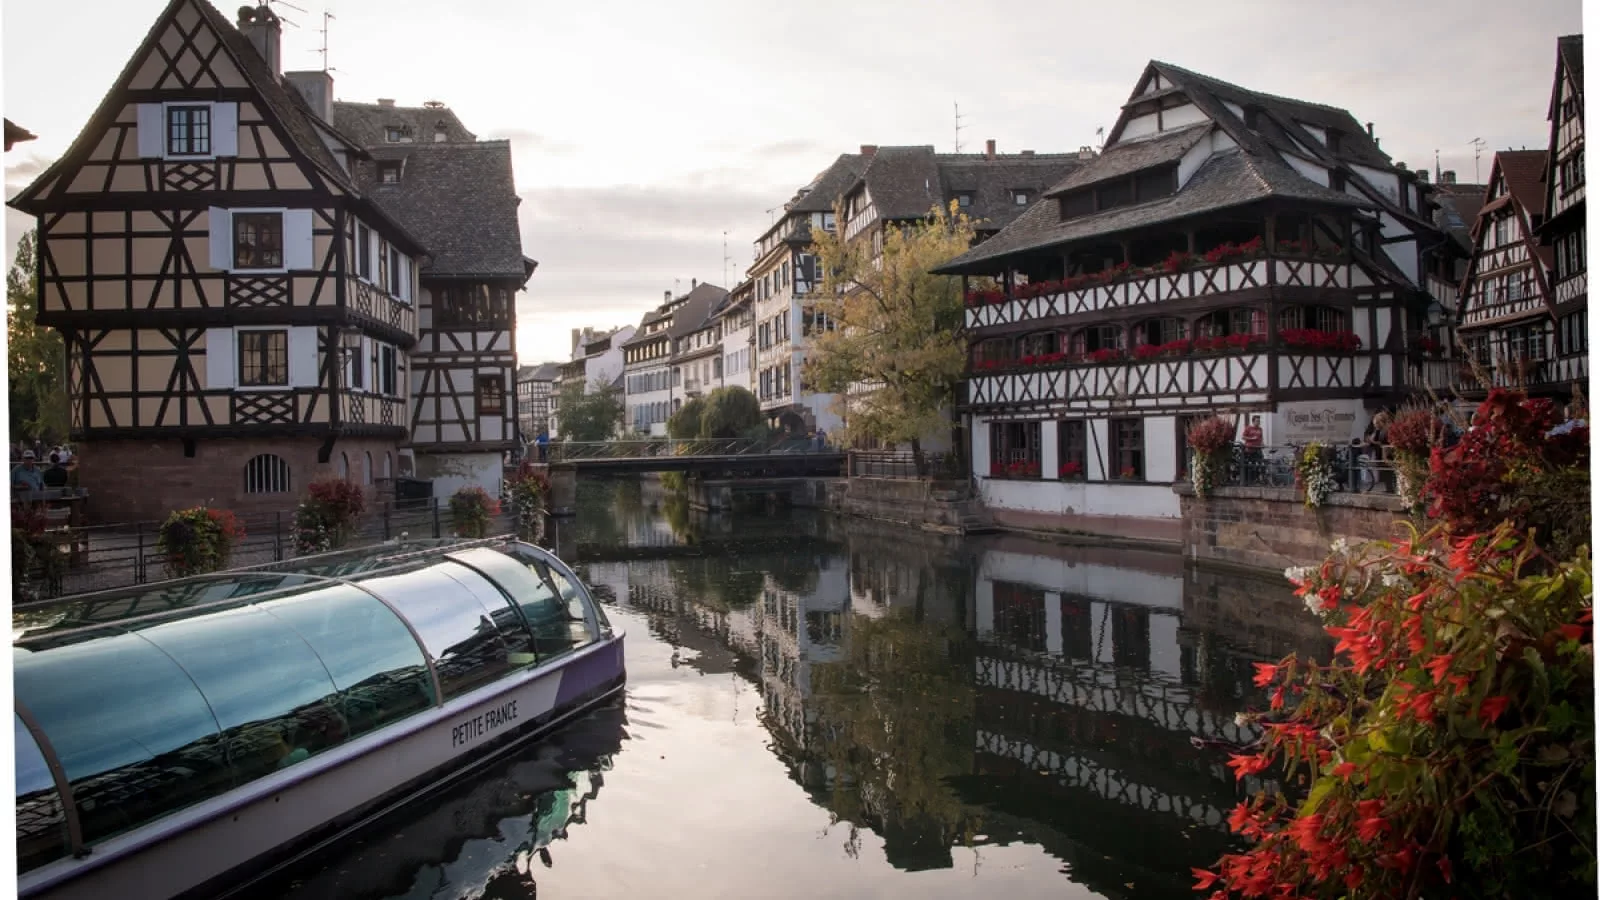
xmin=262 ymin=478 xmax=1326 ymax=900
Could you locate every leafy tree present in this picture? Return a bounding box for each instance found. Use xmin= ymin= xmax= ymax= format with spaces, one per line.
xmin=698 ymin=385 xmax=765 ymax=439
xmin=7 ymin=230 xmax=69 ymax=444
xmin=554 ymin=377 xmax=624 ymax=442
xmin=804 ymin=200 xmax=975 ymax=467
xmin=667 ymin=397 xmax=706 ymax=440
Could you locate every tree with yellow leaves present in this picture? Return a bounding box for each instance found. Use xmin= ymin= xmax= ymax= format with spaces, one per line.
xmin=803 ymin=201 xmax=975 ymax=472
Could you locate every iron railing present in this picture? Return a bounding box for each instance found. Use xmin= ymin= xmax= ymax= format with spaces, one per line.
xmin=1188 ymin=443 xmax=1398 ymax=494
xmin=848 ymin=450 xmax=959 ymax=480
xmin=547 ymin=436 xmax=838 ymax=462
xmin=11 ymin=496 xmax=520 ymax=602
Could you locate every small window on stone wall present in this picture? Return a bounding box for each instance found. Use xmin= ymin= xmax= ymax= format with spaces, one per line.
xmin=244 ymin=454 xmax=291 ymax=494
xmin=338 ymin=452 xmax=349 ymax=480
xmin=364 ymin=451 xmax=374 ymax=486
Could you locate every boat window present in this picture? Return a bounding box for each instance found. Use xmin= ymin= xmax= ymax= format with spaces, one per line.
xmin=494 ymin=545 xmax=599 ymax=657
xmin=131 ymin=604 xmax=346 ymax=787
xmin=437 ymin=561 xmax=542 ymax=669
xmin=358 ymin=562 xmax=521 ymax=701
xmin=15 ymin=713 xmax=68 ymax=873
xmin=257 ymin=584 xmax=436 ymax=738
xmin=443 ymin=548 xmax=555 ymax=668
xmin=15 ymin=627 xmax=229 ymax=848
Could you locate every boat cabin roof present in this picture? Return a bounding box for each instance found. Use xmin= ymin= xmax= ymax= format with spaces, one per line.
xmin=14 ymin=536 xmax=610 ymax=874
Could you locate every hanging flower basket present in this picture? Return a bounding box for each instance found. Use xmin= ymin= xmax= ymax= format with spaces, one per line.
xmin=1186 ymin=415 xmax=1237 ymax=498
xmin=158 ymin=506 xmax=244 ymax=577
xmin=293 ymin=479 xmax=367 ymax=555
xmin=1292 ymin=442 xmax=1336 ymax=508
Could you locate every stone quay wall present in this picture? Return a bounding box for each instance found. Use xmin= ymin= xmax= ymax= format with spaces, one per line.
xmin=1175 ymin=483 xmax=1409 ymax=572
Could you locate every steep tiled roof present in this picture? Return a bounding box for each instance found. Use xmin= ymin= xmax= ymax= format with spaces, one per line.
xmin=353 ymin=141 xmax=529 ymax=280
xmin=1496 ymin=150 xmax=1550 ymax=217
xmin=843 ymin=146 xmax=1083 ymax=228
xmin=530 ymin=362 xmax=562 ymax=381
xmin=1559 ymin=35 xmax=1584 ymax=99
xmin=668 ymin=283 xmax=729 ymax=339
xmin=788 ymin=154 xmax=869 ymax=213
xmin=935 ymin=149 xmax=1371 ymax=273
xmin=1045 ymin=124 xmax=1210 ymax=196
xmin=332 ymin=101 xmax=477 ymax=148
xmin=1429 ymin=182 xmax=1488 ymax=252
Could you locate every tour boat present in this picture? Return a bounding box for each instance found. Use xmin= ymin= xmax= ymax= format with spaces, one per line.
xmin=13 ymin=536 xmax=626 ymax=900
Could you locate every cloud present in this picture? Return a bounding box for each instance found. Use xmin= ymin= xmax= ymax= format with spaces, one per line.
xmin=483 ymin=128 xmax=580 ymax=155
xmin=5 ymin=152 xmax=53 ymax=187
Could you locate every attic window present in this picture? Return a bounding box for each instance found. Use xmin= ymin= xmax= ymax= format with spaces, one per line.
xmin=433 ymin=122 xmax=448 ymax=143
xmin=1325 ymin=129 xmax=1342 ymax=154
xmin=385 ymin=126 xmax=404 ymax=143
xmin=378 ymin=161 xmax=401 ymax=184
xmin=1013 ymin=190 xmax=1030 ymax=205
xmin=1243 ymin=106 xmax=1261 ymax=129
xmin=957 ymin=193 xmax=973 ymax=208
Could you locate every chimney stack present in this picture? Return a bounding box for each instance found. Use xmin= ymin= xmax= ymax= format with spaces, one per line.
xmin=1416 ymin=169 xmax=1430 ymax=183
xmin=236 ymin=4 xmax=282 ymax=75
xmin=985 ymin=139 xmax=996 ymax=160
xmin=860 ymin=144 xmax=877 ymax=157
xmin=1020 ymin=150 xmax=1035 ymax=157
xmin=1441 ymin=170 xmax=1457 ymax=185
xmin=1366 ymin=122 xmax=1374 ymax=138
xmin=691 ymin=278 xmax=698 ymax=290
xmin=664 ymin=289 xmax=672 ymax=304
xmin=377 ymin=98 xmax=396 ymax=108
xmin=284 ymin=71 xmax=334 ymax=123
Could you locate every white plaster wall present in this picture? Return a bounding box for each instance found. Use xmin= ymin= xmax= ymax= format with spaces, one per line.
xmin=979 ymin=549 xmax=1183 ymax=610
xmin=1283 ymin=154 xmax=1330 ymax=186
xmin=1121 ymin=112 xmax=1160 ymax=140
xmin=1163 ymin=102 xmax=1209 ymax=130
xmin=979 ymin=478 xmax=1182 ymax=519
xmin=971 ymin=417 xmax=991 ymax=478
xmin=1351 ymin=164 xmax=1401 ymax=205
xmin=1301 ymin=124 xmax=1327 ymax=146
xmin=1144 ymin=415 xmax=1178 ymax=482
xmin=1177 ymin=137 xmax=1213 ymax=188
xmin=419 ymin=452 xmax=503 ymax=501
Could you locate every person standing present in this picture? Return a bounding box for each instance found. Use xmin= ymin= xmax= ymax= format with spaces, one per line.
xmin=41 ymin=453 xmax=69 ymax=488
xmin=536 ymin=430 xmax=550 ymax=463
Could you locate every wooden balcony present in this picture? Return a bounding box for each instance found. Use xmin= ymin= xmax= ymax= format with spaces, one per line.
xmin=965 ymin=255 xmax=1378 ymax=332
xmin=1409 ymin=356 xmax=1586 ymax=398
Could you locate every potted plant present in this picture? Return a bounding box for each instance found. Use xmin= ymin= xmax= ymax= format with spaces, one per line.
xmin=157 ymin=506 xmax=245 ymax=577
xmin=293 ymin=478 xmax=367 ymax=555
xmin=449 ymin=486 xmax=500 ymax=538
xmin=507 ymin=464 xmax=552 ymax=534
xmin=1058 ymin=460 xmax=1084 ymax=480
xmin=1186 ymin=415 xmax=1237 ymax=498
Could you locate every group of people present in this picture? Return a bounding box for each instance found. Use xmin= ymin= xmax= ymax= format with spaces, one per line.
xmin=11 ymin=445 xmax=76 ymax=494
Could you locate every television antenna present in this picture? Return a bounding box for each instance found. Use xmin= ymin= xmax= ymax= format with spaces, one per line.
xmin=722 ymin=231 xmax=732 ymax=289
xmin=315 ymin=10 xmax=336 ymax=72
xmin=954 ymin=102 xmax=966 ymax=153
xmin=1469 ymin=137 xmax=1487 ymax=183
xmin=264 ymin=0 xmax=306 ymax=29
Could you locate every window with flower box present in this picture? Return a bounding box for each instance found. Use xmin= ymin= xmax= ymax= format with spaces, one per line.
xmin=1133 ymin=317 xmax=1185 ymax=346
xmin=1109 ymin=418 xmax=1144 ymax=480
xmin=1195 ymin=307 xmax=1266 ymax=338
xmin=989 ymin=421 xmax=1041 ymax=478
xmin=1068 ymin=325 xmax=1122 ymax=356
xmin=1057 ymin=420 xmax=1086 ymax=479
xmin=1276 ymin=305 xmax=1346 ymax=332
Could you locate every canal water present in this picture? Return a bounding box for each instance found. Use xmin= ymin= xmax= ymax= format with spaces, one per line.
xmin=255 ymin=478 xmax=1329 ymax=900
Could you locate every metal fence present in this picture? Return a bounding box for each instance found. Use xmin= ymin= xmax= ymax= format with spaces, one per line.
xmin=1189 ymin=443 xmax=1398 ymax=494
xmin=848 ymin=450 xmax=960 ymax=480
xmin=548 ymin=436 xmax=836 ymax=461
xmin=13 ymin=496 xmax=519 ymax=602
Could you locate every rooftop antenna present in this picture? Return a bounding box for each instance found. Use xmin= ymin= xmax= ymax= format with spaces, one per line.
xmin=265 ymin=0 xmax=306 ymax=28
xmin=954 ymin=102 xmax=966 ymax=153
xmin=1434 ymin=148 xmax=1441 ymax=184
xmin=316 ymin=10 xmax=336 ymax=72
xmin=722 ymin=231 xmax=732 ymax=290
xmin=1095 ymin=126 xmax=1106 ymax=152
xmin=765 ymin=206 xmax=778 ymax=224
xmin=1470 ymin=137 xmax=1487 ymax=183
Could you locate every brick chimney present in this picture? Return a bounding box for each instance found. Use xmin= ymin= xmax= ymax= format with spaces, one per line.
xmin=664 ymin=290 xmax=672 ymax=304
xmin=691 ymin=278 xmax=698 ymax=290
xmin=1441 ymin=170 xmax=1457 ymax=185
xmin=860 ymin=144 xmax=877 ymax=157
xmin=377 ymin=98 xmax=396 ymax=108
xmin=985 ymin=139 xmax=995 ymax=160
xmin=236 ymin=4 xmax=282 ymax=75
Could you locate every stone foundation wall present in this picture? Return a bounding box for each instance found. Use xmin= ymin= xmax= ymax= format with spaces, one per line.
xmin=1176 ymin=484 xmax=1408 ymax=572
xmin=825 ymin=476 xmax=972 ymax=533
xmin=76 ymin=436 xmax=402 ymax=524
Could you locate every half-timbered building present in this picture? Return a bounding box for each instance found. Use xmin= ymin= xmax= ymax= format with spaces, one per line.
xmin=671 ymin=283 xmax=729 ymax=402
xmin=1454 ymin=151 xmax=1558 ymax=396
xmin=1538 ymin=35 xmax=1587 ymax=397
xmin=933 ymin=61 xmax=1447 ymax=540
xmin=8 ymin=0 xmax=427 ymax=522
xmin=330 ymin=105 xmax=537 ymax=499
xmin=623 ymin=293 xmax=683 ymax=436
xmin=715 ymin=279 xmax=756 ymax=392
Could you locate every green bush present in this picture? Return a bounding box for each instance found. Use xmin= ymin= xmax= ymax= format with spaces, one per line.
xmin=668 ymin=397 xmax=706 ymax=440
xmin=699 ymin=386 xmax=763 ymax=438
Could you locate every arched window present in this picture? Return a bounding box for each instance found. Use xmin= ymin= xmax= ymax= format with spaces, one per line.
xmin=1068 ymin=324 xmax=1122 ymax=356
xmin=1195 ymin=307 xmax=1267 ymax=338
xmin=1018 ymin=331 xmax=1059 ymax=357
xmin=243 ymin=454 xmax=291 ymax=494
xmin=1133 ymin=317 xmax=1186 ymax=346
xmin=1277 ymin=305 xmax=1347 ymax=332
xmin=338 ymin=452 xmax=349 ymax=480
xmin=364 ymin=451 xmax=374 ymax=486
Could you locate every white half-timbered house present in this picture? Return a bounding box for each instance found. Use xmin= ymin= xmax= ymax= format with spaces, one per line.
xmin=1454 ymin=151 xmax=1558 ymax=396
xmin=934 ymin=61 xmax=1448 ymax=540
xmin=8 ymin=0 xmax=426 ymax=522
xmin=328 ymin=117 xmax=537 ymax=500
xmin=715 ymin=280 xmax=756 ymax=392
xmin=1539 ymin=35 xmax=1587 ymax=396
xmin=670 ymin=283 xmax=729 ymax=403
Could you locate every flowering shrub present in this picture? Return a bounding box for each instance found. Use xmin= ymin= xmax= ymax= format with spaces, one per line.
xmin=1193 ymin=333 xmax=1266 ymax=353
xmin=963 ymin=287 xmax=1006 ymax=308
xmin=449 ymin=486 xmax=500 ymax=538
xmin=1187 ymin=416 xmax=1237 ymax=499
xmin=990 ymin=458 xmax=1041 ymax=478
xmin=1195 ymin=522 xmax=1594 ymax=900
xmin=1280 ymin=328 xmax=1362 ymax=353
xmin=1163 ymin=250 xmax=1201 ymax=273
xmin=1386 ymin=409 xmax=1443 ymax=512
xmin=157 ymin=506 xmax=244 ymax=577
xmin=1424 ymin=390 xmax=1590 ymax=560
xmin=293 ymin=479 xmax=367 ymax=555
xmin=1058 ymin=460 xmax=1084 ymax=480
xmin=1085 ymin=347 xmax=1123 ymax=364
xmin=11 ymin=504 xmax=65 ymax=602
xmin=1134 ymin=338 xmax=1193 ymax=360
xmin=507 ymin=465 xmax=552 ymax=531
xmin=1293 ymin=442 xmax=1336 ymax=508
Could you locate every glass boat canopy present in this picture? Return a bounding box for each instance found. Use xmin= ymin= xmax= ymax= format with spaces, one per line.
xmin=13 ymin=537 xmax=613 ymax=875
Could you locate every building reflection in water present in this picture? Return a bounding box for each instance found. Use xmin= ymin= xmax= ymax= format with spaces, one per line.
xmin=583 ymin=485 xmax=1326 ymax=899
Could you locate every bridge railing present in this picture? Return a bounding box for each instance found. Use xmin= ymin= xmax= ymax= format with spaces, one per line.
xmin=548 ymin=436 xmax=839 ymax=461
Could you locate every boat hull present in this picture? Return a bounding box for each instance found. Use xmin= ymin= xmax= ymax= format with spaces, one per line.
xmin=19 ymin=636 xmax=625 ymax=900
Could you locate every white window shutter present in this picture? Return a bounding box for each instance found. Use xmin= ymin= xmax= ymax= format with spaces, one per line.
xmin=211 ymin=102 xmax=239 ymax=157
xmin=361 ymin=336 xmax=373 ymax=389
xmin=208 ymin=207 xmax=232 ymax=270
xmin=289 ymin=326 xmax=319 ymax=387
xmin=136 ymin=104 xmax=164 ymax=158
xmin=205 ymin=327 xmax=236 ymax=389
xmin=284 ymin=209 xmax=314 ymax=270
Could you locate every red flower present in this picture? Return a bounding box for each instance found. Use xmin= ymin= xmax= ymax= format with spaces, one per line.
xmin=1252 ymin=662 xmax=1280 ymax=687
xmin=1332 ymin=761 xmax=1357 ymax=780
xmin=1356 ymin=816 xmax=1386 ymax=842
xmin=1423 ymin=653 xmax=1454 ymax=684
xmin=1227 ymin=753 xmax=1270 ymax=780
xmin=1479 ymin=695 xmax=1511 ymax=725
xmin=1191 ymin=868 xmax=1220 ymax=890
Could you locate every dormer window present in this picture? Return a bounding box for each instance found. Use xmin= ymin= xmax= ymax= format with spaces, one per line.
xmin=385 ymin=126 xmax=405 ymax=143
xmin=957 ymin=193 xmax=973 ymax=208
xmin=1325 ymin=129 xmax=1342 ymax=154
xmin=433 ymin=123 xmax=449 ymax=143
xmin=378 ymin=161 xmax=401 ymax=184
xmin=1013 ymin=190 xmax=1030 ymax=206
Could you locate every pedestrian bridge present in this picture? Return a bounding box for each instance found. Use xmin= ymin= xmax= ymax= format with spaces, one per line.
xmin=546 ymin=438 xmax=846 ymax=477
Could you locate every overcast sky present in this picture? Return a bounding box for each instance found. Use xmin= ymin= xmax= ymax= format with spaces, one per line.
xmin=3 ymin=0 xmax=1584 ymax=364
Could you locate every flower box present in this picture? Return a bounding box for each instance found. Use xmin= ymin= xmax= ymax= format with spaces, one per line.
xmin=1280 ymin=328 xmax=1362 ymax=353
xmin=990 ymin=459 xmax=1042 ymax=478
